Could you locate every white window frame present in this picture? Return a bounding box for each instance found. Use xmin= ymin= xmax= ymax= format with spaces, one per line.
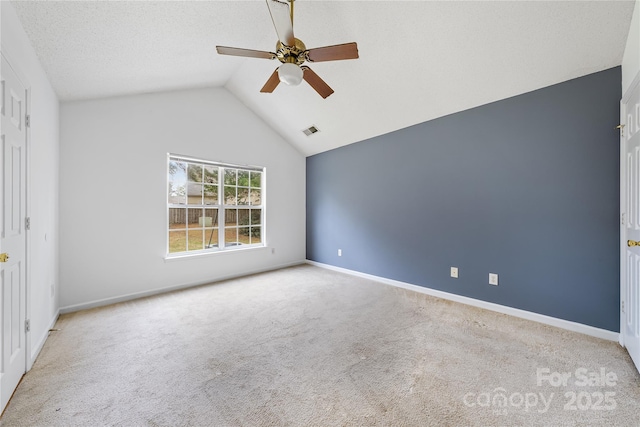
xmin=166 ymin=154 xmax=265 ymax=257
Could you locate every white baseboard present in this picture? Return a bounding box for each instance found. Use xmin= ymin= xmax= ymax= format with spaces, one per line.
xmin=307 ymin=260 xmax=620 ymax=342
xmin=28 ymin=309 xmax=60 ymax=371
xmin=59 ymin=260 xmax=306 ymax=314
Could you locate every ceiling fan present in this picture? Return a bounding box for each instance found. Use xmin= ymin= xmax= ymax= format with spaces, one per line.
xmin=216 ymin=0 xmax=359 ymax=99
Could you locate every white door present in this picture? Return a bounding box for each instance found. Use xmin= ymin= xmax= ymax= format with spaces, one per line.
xmin=621 ymin=72 xmax=640 ymax=374
xmin=0 ymin=54 xmax=27 ymax=413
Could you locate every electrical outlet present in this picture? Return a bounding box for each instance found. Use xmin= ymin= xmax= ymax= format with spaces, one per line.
xmin=50 ymin=283 xmax=55 ymax=297
xmin=271 ymin=247 xmax=275 ymax=254
xmin=338 ymin=249 xmax=342 ymax=257
xmin=450 ymin=267 xmax=458 ymax=278
xmin=489 ymin=273 xmax=498 ymax=286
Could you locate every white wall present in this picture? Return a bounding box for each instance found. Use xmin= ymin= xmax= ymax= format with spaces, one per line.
xmin=622 ymin=0 xmax=640 ymax=94
xmin=60 ymin=88 xmax=305 ymax=309
xmin=1 ymin=2 xmax=60 ymax=364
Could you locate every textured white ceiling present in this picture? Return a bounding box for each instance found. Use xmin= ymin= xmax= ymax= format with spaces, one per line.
xmin=11 ymin=0 xmax=636 ymax=156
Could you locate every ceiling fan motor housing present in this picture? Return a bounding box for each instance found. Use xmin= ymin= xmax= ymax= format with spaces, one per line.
xmin=276 ymin=39 xmax=307 ymax=64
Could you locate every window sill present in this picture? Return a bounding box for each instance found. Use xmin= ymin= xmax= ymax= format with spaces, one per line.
xmin=164 ymin=245 xmax=268 ymax=262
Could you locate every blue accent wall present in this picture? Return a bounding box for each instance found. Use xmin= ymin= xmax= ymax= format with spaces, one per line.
xmin=307 ymin=67 xmax=621 ymax=332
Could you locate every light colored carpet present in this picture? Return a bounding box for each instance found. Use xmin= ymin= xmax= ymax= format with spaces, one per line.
xmin=1 ymin=264 xmax=639 ymax=426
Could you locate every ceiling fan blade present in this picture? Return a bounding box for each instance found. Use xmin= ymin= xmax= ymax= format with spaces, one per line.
xmin=266 ymin=0 xmax=295 ymax=46
xmin=302 ymin=66 xmax=334 ymax=99
xmin=306 ymin=42 xmax=359 ymax=63
xmin=216 ymin=46 xmax=275 ymax=60
xmin=260 ymin=68 xmax=281 ymax=93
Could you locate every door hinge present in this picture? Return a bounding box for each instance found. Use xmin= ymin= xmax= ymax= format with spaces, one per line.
xmin=25 ymin=217 xmax=30 ymax=230
xmin=25 ymin=319 xmax=30 ymax=333
xmin=621 ymin=300 xmax=625 ymax=313
xmin=616 ymin=124 xmax=625 ymax=137
xmin=622 ymin=212 xmax=625 ymax=226
xmin=25 ymin=114 xmax=30 ymax=128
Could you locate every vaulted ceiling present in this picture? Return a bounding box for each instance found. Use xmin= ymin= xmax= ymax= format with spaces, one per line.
xmin=11 ymin=0 xmax=636 ymax=156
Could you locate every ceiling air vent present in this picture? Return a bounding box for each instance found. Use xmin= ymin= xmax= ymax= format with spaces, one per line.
xmin=302 ymin=125 xmax=320 ymax=136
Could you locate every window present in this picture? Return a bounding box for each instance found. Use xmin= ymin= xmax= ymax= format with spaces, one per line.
xmin=167 ymin=155 xmax=264 ymax=255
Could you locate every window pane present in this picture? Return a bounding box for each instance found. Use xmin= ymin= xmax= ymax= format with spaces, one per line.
xmin=169 ymin=230 xmax=186 ymax=253
xmin=187 ymin=183 xmax=203 ymax=205
xmin=250 ymin=189 xmax=261 ymax=206
xmin=238 ymin=170 xmax=250 ymax=186
xmin=224 ymin=169 xmax=236 ymax=185
xmin=168 ymin=187 xmax=185 ymax=205
xmin=188 ymin=208 xmax=203 ymax=228
xmin=170 ymin=161 xmax=186 ymax=176
xmin=225 ymin=227 xmax=239 ymax=246
xmin=204 ymin=228 xmax=218 ymax=248
xmin=238 ymin=209 xmax=250 ymax=226
xmin=237 ymin=188 xmax=249 ymax=205
xmin=250 ymin=226 xmax=261 ymax=244
xmin=224 ymin=186 xmax=236 ymax=205
xmin=225 ymin=209 xmax=237 ymax=227
xmin=250 ymin=209 xmax=261 ymax=225
xmin=250 ymin=171 xmax=261 ymax=188
xmin=238 ymin=227 xmax=251 ymax=244
xmin=204 ymin=165 xmax=218 ymax=184
xmin=169 ymin=208 xmax=186 ymax=229
xmin=204 ymin=185 xmax=218 ymax=205
xmin=169 ymin=161 xmax=187 ymax=204
xmin=188 ymin=229 xmax=204 ymax=251
xmin=204 ymin=208 xmax=218 ymax=227
xmin=188 ymin=164 xmax=203 ymax=182
xmin=198 ymin=213 xmax=213 ymax=227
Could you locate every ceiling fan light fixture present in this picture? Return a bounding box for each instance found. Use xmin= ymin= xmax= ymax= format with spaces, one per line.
xmin=278 ymin=63 xmax=303 ymax=86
